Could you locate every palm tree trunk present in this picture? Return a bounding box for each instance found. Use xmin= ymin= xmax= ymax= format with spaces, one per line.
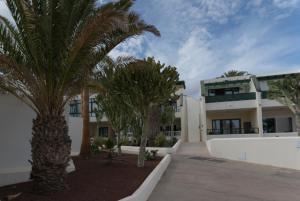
xmin=30 ymin=114 xmax=71 ymax=193
xmin=138 ymin=114 xmax=150 ymax=167
xmin=80 ymin=86 xmax=91 ymax=157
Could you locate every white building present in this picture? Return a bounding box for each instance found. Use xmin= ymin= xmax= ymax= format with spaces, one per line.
xmin=200 ymin=73 xmax=298 ymax=141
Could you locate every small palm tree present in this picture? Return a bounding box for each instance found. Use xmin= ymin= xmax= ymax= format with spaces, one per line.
xmin=221 ymin=70 xmax=249 ymax=77
xmin=268 ymin=74 xmax=300 ymax=136
xmin=0 ymin=0 xmax=158 ymax=192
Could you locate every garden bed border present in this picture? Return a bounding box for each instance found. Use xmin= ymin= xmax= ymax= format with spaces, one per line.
xmin=121 ymin=139 xmax=182 ymax=156
xmin=119 ymin=154 xmax=171 ymax=201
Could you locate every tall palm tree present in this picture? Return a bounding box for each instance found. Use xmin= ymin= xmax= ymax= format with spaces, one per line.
xmin=0 ymin=0 xmax=158 ymax=193
xmin=79 ymin=1 xmax=160 ymax=157
xmin=221 ymin=70 xmax=249 ymax=78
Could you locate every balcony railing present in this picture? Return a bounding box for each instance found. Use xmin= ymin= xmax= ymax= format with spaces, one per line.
xmin=163 ymin=131 xmax=181 ymax=137
xmin=207 ymin=128 xmax=259 ymax=135
xmin=205 ymin=92 xmax=256 ymax=103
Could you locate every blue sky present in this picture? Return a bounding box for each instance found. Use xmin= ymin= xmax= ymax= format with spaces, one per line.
xmin=110 ymin=0 xmax=300 ymax=96
xmin=1 ymin=0 xmax=300 ymax=97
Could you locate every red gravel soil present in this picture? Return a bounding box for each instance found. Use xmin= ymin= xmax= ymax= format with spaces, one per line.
xmin=0 ymin=153 xmax=160 ymax=201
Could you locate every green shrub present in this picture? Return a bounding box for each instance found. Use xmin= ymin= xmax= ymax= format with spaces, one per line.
xmin=104 ymin=138 xmax=115 ymax=160
xmin=120 ymin=137 xmax=130 ymax=146
xmin=154 ymin=133 xmax=167 ymax=147
xmin=91 ymin=143 xmax=100 ymax=155
xmin=94 ymin=137 xmax=105 ymax=147
xmin=144 ymin=149 xmax=158 ymax=160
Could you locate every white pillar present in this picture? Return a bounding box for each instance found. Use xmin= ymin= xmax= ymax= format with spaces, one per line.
xmin=200 ymin=97 xmax=207 ymax=141
xmin=256 ymin=92 xmax=263 ymax=137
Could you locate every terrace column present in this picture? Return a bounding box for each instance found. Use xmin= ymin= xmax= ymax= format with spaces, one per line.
xmin=200 ymin=97 xmax=207 ymax=141
xmin=256 ymin=92 xmax=263 ymax=137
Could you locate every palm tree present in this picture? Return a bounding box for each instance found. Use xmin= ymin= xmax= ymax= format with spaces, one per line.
xmin=267 ymin=74 xmax=300 ymax=136
xmin=0 ymin=0 xmax=158 ymax=192
xmin=221 ymin=70 xmax=249 ymax=77
xmin=112 ymin=57 xmax=179 ymax=167
xmin=79 ymin=1 xmax=160 ymax=157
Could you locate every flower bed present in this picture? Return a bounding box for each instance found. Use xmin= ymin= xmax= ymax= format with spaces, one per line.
xmin=0 ymin=153 xmax=160 ymax=201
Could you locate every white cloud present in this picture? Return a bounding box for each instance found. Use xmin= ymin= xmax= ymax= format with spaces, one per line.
xmin=273 ymin=0 xmax=300 ymax=8
xmin=109 ymin=37 xmax=145 ymax=58
xmin=0 ymin=0 xmax=12 ymax=21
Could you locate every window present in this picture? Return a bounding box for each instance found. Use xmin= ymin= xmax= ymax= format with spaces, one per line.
xmin=264 ymin=117 xmax=293 ymax=133
xmin=99 ymin=127 xmax=108 ymax=137
xmin=69 ymin=100 xmax=80 ymax=117
xmin=208 ymin=88 xmax=239 ymax=96
xmin=276 ymin=117 xmax=292 ymax=132
xmin=212 ymin=119 xmax=241 ymax=134
xmin=263 ymin=118 xmax=276 ymax=133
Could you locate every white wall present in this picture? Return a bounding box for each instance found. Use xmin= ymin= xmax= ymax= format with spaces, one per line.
xmin=68 ymin=117 xmax=83 ymax=155
xmin=186 ymin=97 xmax=200 ymax=142
xmin=0 ymin=94 xmax=33 ymax=172
xmin=207 ymin=137 xmax=300 ymax=170
xmin=206 ymin=100 xmax=257 ymax=111
xmin=0 ymin=94 xmax=82 ymax=186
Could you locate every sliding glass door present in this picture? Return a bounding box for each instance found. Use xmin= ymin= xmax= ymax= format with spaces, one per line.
xmin=212 ymin=119 xmax=241 ymax=134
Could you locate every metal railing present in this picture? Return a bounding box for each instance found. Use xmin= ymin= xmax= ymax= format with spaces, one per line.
xmin=207 ymin=128 xmax=259 ymax=135
xmin=205 ymin=92 xmax=256 ymax=103
xmin=163 ymin=131 xmax=181 ymax=138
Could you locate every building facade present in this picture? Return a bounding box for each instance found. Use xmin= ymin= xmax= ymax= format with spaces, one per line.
xmin=68 ymin=82 xmax=191 ymax=141
xmin=200 ymin=73 xmax=298 ymax=141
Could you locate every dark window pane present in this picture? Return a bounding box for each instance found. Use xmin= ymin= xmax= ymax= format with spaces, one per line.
xmin=99 ymin=127 xmax=108 ymax=137
xmin=263 ymin=118 xmax=276 ymax=133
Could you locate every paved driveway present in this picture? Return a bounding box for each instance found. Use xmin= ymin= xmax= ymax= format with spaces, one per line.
xmin=148 ymin=143 xmax=300 ymax=201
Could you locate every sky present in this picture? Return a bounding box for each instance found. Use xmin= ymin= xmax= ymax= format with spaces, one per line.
xmin=109 ymin=0 xmax=300 ymax=97
xmin=1 ymin=0 xmax=300 ymax=97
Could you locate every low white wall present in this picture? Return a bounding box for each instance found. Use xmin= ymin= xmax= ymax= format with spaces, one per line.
xmin=0 ymin=94 xmax=82 ymax=187
xmin=207 ymin=134 xmax=260 ymax=140
xmin=263 ymin=132 xmax=298 ymax=137
xmin=119 ymin=154 xmax=171 ymax=201
xmin=121 ymin=139 xmax=182 ymax=156
xmin=68 ymin=117 xmax=83 ymax=156
xmin=207 ymin=137 xmax=300 ymax=170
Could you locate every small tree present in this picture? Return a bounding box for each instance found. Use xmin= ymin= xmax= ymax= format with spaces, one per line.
xmin=113 ymin=57 xmax=179 ymax=167
xmin=267 ymin=74 xmax=300 ymax=136
xmin=94 ymin=57 xmax=132 ymax=154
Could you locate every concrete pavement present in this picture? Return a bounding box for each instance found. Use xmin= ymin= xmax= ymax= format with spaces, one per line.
xmin=148 ymin=142 xmax=300 ymax=201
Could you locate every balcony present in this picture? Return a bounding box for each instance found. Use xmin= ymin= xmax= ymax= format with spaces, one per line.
xmin=207 ymin=128 xmax=259 ymax=135
xmin=205 ymin=92 xmax=256 ymax=103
